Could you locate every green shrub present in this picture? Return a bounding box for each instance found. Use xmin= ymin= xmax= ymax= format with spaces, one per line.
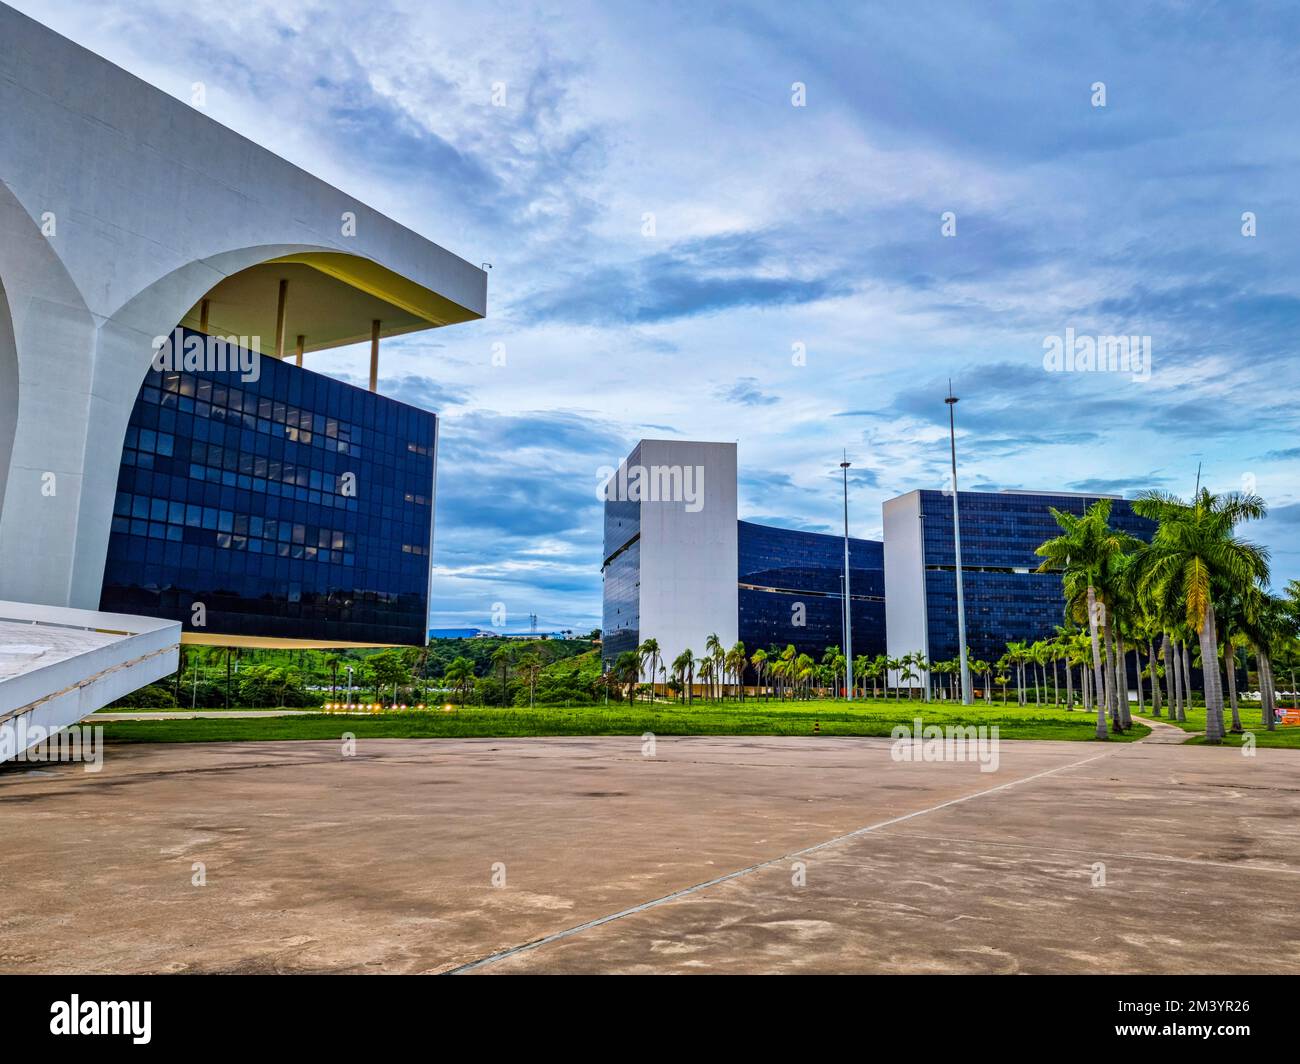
xmin=108 ymin=683 xmax=179 ymax=709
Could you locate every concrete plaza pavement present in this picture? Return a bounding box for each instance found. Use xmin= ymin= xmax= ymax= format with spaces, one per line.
xmin=1 ymin=734 xmax=1296 ymax=974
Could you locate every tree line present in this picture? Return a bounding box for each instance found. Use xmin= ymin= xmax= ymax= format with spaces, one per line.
xmin=606 ymin=489 xmax=1300 ymax=744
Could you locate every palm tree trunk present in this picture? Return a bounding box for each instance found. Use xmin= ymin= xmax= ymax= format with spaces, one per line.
xmin=1117 ymin=636 xmax=1132 ymax=729
xmin=1149 ymin=639 xmax=1162 ymax=716
xmin=1259 ymin=651 xmax=1277 ymax=731
xmin=1199 ymin=602 xmax=1225 ymax=743
xmin=1115 ymin=638 xmax=1127 ymax=727
xmin=1134 ymin=645 xmax=1144 ymax=715
xmin=1086 ymin=587 xmax=1108 ymax=739
xmin=1253 ymin=647 xmax=1274 ymax=728
xmin=1225 ymin=642 xmax=1242 ymax=733
xmin=1174 ymin=639 xmax=1185 ymax=719
xmin=1101 ymin=615 xmax=1118 ymax=732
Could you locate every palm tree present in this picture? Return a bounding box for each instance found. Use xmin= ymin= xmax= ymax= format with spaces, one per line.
xmin=612 ymin=650 xmax=640 ymax=702
xmin=794 ymin=653 xmax=815 ymax=699
xmin=444 ymin=656 xmax=475 ymax=705
xmin=750 ymin=648 xmax=769 ymax=700
xmin=885 ymin=656 xmax=905 ymax=700
xmin=1030 ymin=640 xmax=1051 ymax=706
xmin=913 ymin=652 xmax=930 ymax=700
xmin=671 ymin=649 xmax=694 ymax=704
xmin=704 ymin=633 xmax=724 ymax=702
xmin=1036 ymin=499 xmax=1142 ymax=740
xmin=868 ymin=654 xmax=887 ymax=698
xmin=822 ymin=645 xmax=845 ymax=698
xmin=970 ymin=656 xmax=992 ymax=703
xmin=778 ymin=644 xmax=797 ymax=700
xmin=1005 ymin=641 xmax=1028 ymax=705
xmin=323 ymin=654 xmax=342 ymax=703
xmin=1241 ymin=589 xmax=1289 ymax=731
xmin=698 ymin=657 xmax=714 ymax=702
xmin=726 ymin=641 xmax=747 ymax=701
xmin=1130 ymin=488 xmax=1270 ymax=744
xmin=853 ymin=654 xmax=871 ymax=699
xmin=637 ymin=638 xmax=661 ymax=702
xmin=490 ymin=645 xmax=515 ymax=707
xmin=898 ymin=653 xmax=917 ymax=699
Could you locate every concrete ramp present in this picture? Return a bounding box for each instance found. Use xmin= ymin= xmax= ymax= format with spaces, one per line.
xmin=0 ymin=601 xmax=179 ymax=763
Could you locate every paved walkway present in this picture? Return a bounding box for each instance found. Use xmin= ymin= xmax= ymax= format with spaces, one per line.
xmin=1132 ymin=714 xmax=1197 ymax=743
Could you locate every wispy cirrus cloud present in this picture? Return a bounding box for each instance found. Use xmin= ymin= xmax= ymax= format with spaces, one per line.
xmin=15 ymin=0 xmax=1300 ymax=624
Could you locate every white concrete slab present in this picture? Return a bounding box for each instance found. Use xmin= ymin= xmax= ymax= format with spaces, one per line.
xmin=0 ymin=600 xmax=180 ymax=762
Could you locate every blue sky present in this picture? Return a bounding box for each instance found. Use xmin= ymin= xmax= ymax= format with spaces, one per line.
xmin=22 ymin=0 xmax=1300 ymax=631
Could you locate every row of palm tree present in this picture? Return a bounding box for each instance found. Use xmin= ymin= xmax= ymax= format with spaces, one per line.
xmin=1034 ymin=489 xmax=1291 ymax=742
xmin=601 ymin=490 xmax=1298 ymax=741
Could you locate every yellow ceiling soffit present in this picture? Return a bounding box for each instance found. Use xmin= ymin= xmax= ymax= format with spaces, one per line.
xmin=267 ymin=252 xmax=482 ymax=327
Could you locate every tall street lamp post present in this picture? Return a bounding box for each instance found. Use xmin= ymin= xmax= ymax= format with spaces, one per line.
xmin=919 ymin=512 xmax=931 ymax=702
xmin=841 ymin=455 xmax=853 ymax=701
xmin=946 ymin=385 xmax=973 ymax=705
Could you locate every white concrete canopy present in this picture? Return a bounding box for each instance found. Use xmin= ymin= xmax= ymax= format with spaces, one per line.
xmin=0 ymin=599 xmax=179 ymax=763
xmin=0 ymin=4 xmax=486 ymax=613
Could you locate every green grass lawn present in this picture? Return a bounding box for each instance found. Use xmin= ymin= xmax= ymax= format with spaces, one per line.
xmin=96 ymin=697 xmax=1150 ymax=745
xmin=1140 ymin=701 xmax=1300 ymax=748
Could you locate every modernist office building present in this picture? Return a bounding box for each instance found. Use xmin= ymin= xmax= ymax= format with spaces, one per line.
xmin=0 ymin=7 xmax=486 ymax=650
xmin=601 ymin=441 xmax=1157 ymax=688
xmin=1 ymin=8 xmax=484 ymax=757
xmin=601 ymin=440 xmax=887 ymax=676
xmin=100 ymin=338 xmax=439 ymax=646
xmin=883 ymin=489 xmax=1154 ymax=668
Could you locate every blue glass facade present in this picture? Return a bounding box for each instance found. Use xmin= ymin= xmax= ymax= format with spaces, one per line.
xmin=738 ymin=520 xmax=886 ymax=662
xmin=99 ymin=329 xmax=436 ymax=645
xmin=916 ymin=491 xmax=1154 ymax=663
xmin=600 ymin=443 xmax=642 ymax=664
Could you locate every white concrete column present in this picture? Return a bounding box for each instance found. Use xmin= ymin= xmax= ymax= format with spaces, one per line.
xmin=0 ymin=188 xmax=100 ymax=609
xmin=274 ymin=278 xmax=288 ymax=358
xmin=369 ymin=319 xmax=381 ymax=392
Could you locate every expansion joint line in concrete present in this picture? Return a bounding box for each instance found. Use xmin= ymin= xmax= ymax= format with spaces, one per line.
xmin=445 ymin=748 xmax=1115 ymax=974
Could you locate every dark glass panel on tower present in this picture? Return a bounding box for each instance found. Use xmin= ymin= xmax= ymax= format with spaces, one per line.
xmin=100 ymin=329 xmax=436 ymax=645
xmin=737 ymin=520 xmax=886 ymax=662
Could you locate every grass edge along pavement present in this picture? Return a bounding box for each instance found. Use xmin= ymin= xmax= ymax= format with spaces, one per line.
xmin=1153 ymin=702 xmax=1300 ymax=749
xmin=94 ymin=699 xmax=1152 ymax=744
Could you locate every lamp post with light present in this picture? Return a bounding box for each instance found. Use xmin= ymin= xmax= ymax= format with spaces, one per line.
xmin=840 ymin=455 xmax=853 ymax=700
xmin=946 ymin=385 xmax=972 ymax=705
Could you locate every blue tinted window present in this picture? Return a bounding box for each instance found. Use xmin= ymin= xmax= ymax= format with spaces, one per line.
xmin=100 ymin=329 xmax=436 ymax=645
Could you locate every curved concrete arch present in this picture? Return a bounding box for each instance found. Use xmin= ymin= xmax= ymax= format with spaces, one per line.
xmin=0 ymin=7 xmax=485 ymax=614
xmin=0 ymin=178 xmax=99 ymax=608
xmin=102 ymin=242 xmax=344 ymax=346
xmin=71 ymin=242 xmax=359 ymax=611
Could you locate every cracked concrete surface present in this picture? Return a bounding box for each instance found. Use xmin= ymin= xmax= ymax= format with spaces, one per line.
xmin=1 ymin=735 xmax=1296 ymax=974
